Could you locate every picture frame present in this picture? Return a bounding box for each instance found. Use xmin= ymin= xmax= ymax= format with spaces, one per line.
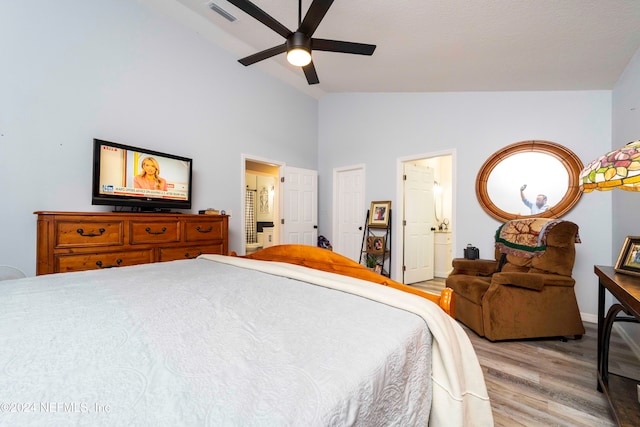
xmin=368 ymin=201 xmax=391 ymax=228
xmin=256 ymin=175 xmax=275 ymax=222
xmin=614 ymin=236 xmax=640 ymax=277
xmin=366 ymin=236 xmax=386 ymax=254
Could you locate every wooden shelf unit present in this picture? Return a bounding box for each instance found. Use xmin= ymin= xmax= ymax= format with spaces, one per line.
xmin=359 ymin=209 xmax=391 ymax=277
xmin=35 ymin=211 xmax=228 ymax=275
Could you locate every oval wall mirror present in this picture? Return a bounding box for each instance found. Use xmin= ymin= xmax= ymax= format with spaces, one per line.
xmin=476 ymin=140 xmax=584 ymax=222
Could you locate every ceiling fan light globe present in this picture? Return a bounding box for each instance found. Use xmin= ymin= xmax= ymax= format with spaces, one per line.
xmin=287 ymin=48 xmax=311 ymax=67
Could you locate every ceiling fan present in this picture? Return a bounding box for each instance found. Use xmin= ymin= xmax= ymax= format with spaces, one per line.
xmin=227 ymin=0 xmax=376 ymax=85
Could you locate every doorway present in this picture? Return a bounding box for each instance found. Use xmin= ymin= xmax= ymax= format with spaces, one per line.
xmin=395 ymin=150 xmax=455 ymax=284
xmin=243 ymin=157 xmax=282 ymax=256
xmin=242 ymin=157 xmax=319 ymax=255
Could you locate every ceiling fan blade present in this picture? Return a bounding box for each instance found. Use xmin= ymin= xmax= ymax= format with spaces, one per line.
xmin=238 ymin=44 xmax=287 ymax=66
xmin=312 ymin=38 xmax=376 ymax=55
xmin=227 ymin=0 xmax=292 ymax=39
xmin=299 ymin=0 xmax=334 ymax=36
xmin=302 ymin=61 xmax=320 ymax=85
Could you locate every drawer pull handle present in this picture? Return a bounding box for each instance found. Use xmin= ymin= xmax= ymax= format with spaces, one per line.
xmin=77 ymin=228 xmax=106 ymax=237
xmin=96 ymin=259 xmax=122 ymax=269
xmin=196 ymin=226 xmax=213 ymax=233
xmin=185 ymin=251 xmax=203 ymax=259
xmin=145 ymin=227 xmax=167 ymax=235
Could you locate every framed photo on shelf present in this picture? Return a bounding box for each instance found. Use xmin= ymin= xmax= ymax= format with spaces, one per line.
xmin=366 ymin=236 xmax=386 ymax=254
xmin=614 ymin=236 xmax=640 ymax=277
xmin=368 ymin=201 xmax=391 ymax=228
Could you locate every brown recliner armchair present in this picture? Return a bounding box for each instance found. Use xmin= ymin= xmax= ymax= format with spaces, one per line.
xmin=446 ymin=220 xmax=585 ymax=341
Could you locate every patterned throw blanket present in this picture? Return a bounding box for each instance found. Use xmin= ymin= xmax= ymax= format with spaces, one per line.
xmin=495 ymin=219 xmax=581 ymax=258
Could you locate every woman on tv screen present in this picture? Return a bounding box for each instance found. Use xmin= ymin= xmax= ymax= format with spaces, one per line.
xmin=134 ymin=157 xmax=167 ymax=191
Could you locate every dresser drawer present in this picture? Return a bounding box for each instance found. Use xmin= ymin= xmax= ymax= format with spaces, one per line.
xmin=130 ymin=220 xmax=180 ymax=244
xmin=55 ymin=249 xmax=154 ymax=273
xmin=158 ymin=244 xmax=225 ymax=262
xmin=184 ymin=219 xmax=224 ymax=242
xmin=55 ymin=220 xmax=124 ymax=248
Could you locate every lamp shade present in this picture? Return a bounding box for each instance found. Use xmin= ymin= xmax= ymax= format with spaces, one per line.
xmin=580 ymin=140 xmax=640 ymax=192
xmin=286 ymin=32 xmax=311 ymax=67
xmin=286 ymin=48 xmax=311 ymax=66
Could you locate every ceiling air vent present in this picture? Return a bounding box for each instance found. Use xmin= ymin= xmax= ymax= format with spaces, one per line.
xmin=208 ymin=2 xmax=237 ymax=22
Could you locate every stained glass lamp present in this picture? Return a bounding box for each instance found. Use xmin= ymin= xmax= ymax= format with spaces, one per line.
xmin=580 ymin=140 xmax=640 ymax=192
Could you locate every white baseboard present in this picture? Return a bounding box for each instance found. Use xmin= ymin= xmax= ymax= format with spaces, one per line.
xmin=581 ymin=312 xmax=597 ymax=324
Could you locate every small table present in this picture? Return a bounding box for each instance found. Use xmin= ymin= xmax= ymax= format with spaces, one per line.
xmin=594 ymin=265 xmax=640 ymax=426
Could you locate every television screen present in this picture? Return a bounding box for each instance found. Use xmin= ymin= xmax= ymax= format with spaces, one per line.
xmin=92 ymin=139 xmax=192 ymax=211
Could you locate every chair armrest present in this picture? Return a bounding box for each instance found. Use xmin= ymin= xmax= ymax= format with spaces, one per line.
xmin=492 ymin=272 xmax=575 ymax=291
xmin=450 ymin=258 xmax=499 ymax=277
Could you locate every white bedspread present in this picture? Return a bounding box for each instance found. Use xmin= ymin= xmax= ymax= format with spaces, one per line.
xmin=204 ymin=255 xmax=494 ymax=426
xmin=0 ymin=256 xmax=458 ymax=426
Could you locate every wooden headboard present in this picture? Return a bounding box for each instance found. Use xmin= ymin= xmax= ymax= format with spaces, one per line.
xmin=231 ymin=244 xmax=454 ymax=316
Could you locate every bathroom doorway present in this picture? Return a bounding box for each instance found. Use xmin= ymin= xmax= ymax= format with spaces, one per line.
xmin=395 ymin=151 xmax=455 ymax=284
xmin=243 ymin=157 xmax=281 ymax=255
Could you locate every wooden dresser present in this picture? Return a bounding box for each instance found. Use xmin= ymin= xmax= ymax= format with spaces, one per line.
xmin=35 ymin=211 xmax=228 ymax=275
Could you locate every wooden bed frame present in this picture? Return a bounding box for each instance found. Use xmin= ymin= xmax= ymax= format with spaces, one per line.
xmin=231 ymin=244 xmax=454 ymax=316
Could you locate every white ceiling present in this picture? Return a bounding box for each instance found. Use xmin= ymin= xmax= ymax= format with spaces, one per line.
xmin=175 ymin=0 xmax=640 ymax=98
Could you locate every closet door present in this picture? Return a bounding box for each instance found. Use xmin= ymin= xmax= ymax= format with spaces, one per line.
xmin=333 ymin=165 xmax=365 ymax=261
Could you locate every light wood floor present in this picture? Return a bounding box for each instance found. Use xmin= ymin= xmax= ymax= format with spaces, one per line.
xmin=410 ymin=279 xmax=640 ymax=426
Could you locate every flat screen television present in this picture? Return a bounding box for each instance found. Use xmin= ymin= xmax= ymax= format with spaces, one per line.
xmin=92 ymin=138 xmax=193 ymax=211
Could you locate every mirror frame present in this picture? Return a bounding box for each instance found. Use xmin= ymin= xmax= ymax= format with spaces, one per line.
xmin=475 ymin=140 xmax=584 ymax=222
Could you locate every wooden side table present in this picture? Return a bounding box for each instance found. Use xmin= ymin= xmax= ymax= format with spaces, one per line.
xmin=594 ymin=265 xmax=640 ymax=426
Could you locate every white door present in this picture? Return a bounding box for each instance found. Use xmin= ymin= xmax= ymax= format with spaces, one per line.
xmin=333 ymin=166 xmax=365 ymax=261
xmin=282 ymin=166 xmax=318 ymax=246
xmin=403 ymin=163 xmax=435 ymax=283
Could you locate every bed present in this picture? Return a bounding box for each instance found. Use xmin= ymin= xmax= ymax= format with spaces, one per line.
xmin=0 ymin=245 xmax=492 ymax=426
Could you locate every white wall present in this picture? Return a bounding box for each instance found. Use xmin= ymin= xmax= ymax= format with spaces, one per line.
xmin=612 ymin=47 xmax=640 ymax=255
xmin=319 ymin=91 xmax=612 ymax=319
xmin=0 ymin=1 xmax=318 ymax=275
xmin=612 ymin=45 xmax=640 ymax=342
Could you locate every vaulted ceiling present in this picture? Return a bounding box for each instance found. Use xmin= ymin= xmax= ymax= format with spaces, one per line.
xmin=176 ymin=0 xmax=640 ymax=98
